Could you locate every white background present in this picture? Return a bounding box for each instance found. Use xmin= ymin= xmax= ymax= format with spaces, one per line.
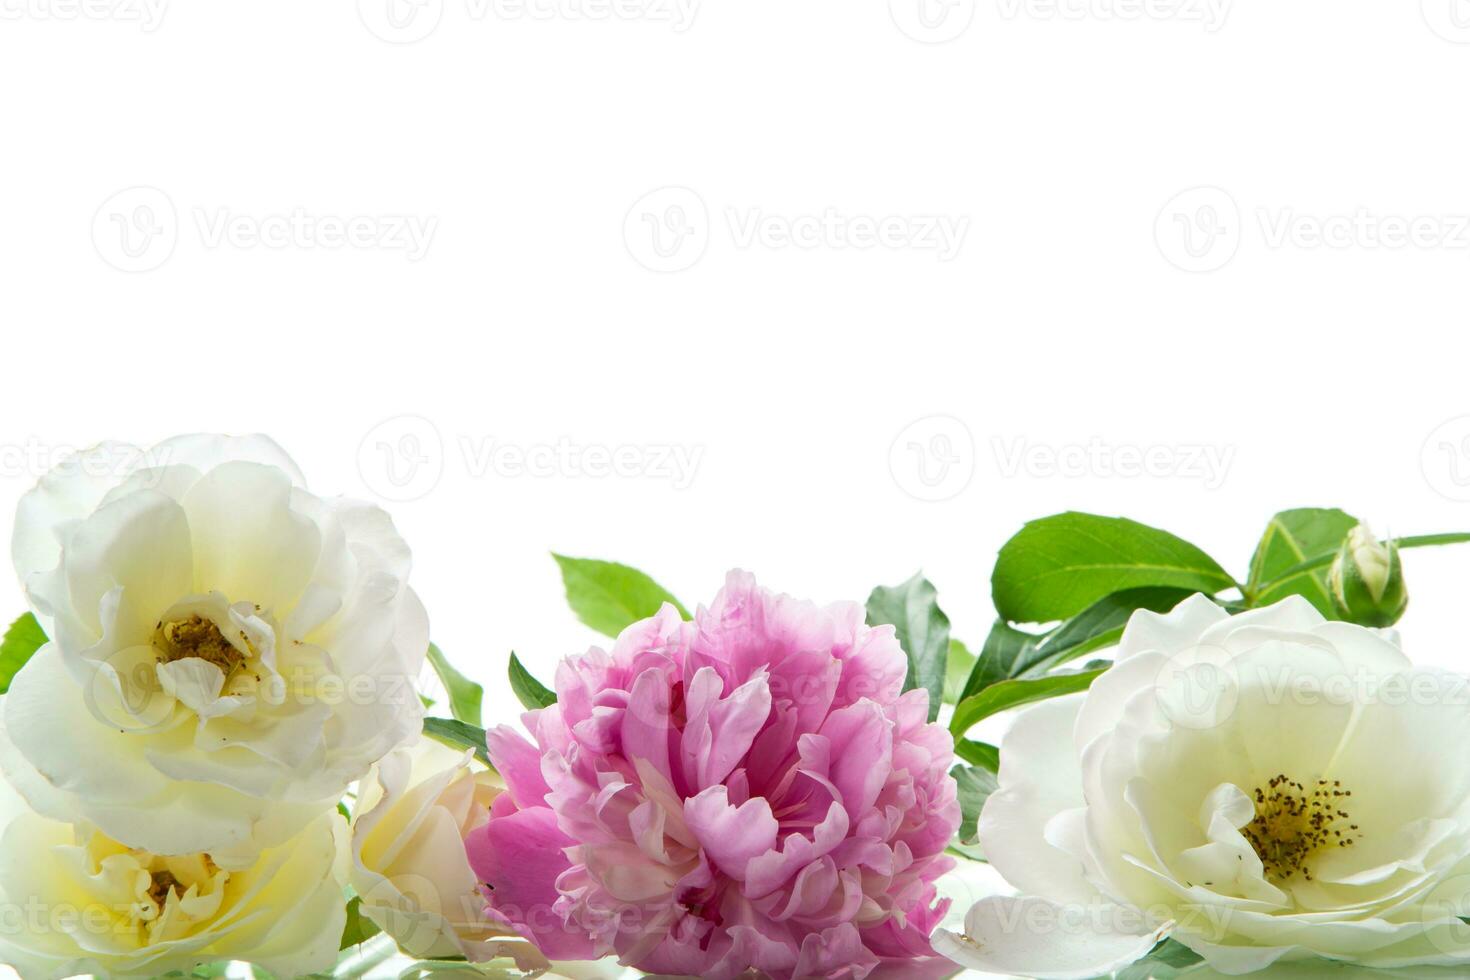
xmin=5 ymin=1 xmax=1470 ymax=976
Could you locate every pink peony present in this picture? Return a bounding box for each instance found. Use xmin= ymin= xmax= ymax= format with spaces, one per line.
xmin=466 ymin=571 xmax=960 ymax=980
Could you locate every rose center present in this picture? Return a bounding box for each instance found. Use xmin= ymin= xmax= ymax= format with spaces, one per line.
xmin=147 ymin=870 xmax=182 ymax=909
xmin=1242 ymin=774 xmax=1359 ymax=883
xmin=155 ymin=614 xmax=245 ymax=677
xmin=141 ymin=853 xmax=224 ymax=920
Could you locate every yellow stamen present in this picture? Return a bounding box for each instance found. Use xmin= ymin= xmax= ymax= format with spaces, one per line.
xmin=1242 ymin=774 xmax=1360 ymax=883
xmin=155 ymin=615 xmax=244 ymax=677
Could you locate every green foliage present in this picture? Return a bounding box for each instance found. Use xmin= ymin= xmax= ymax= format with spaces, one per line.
xmin=866 ymin=572 xmax=951 ymax=721
xmin=953 ymin=739 xmax=1000 ymax=771
xmin=552 ymin=554 xmax=689 ymax=637
xmin=339 ymin=896 xmax=382 ymax=950
xmin=942 ymin=639 xmax=975 ymax=705
xmin=991 ymin=512 xmax=1234 ymax=623
xmin=422 ymin=717 xmax=491 ymax=767
xmin=950 ymin=667 xmax=1106 ymax=738
xmin=508 ymin=652 xmax=557 ymax=710
xmin=1245 ymin=508 xmax=1359 ymax=614
xmin=425 ymin=644 xmax=484 ymax=726
xmin=0 ymin=612 xmax=46 ymax=694
xmin=1114 ymin=939 xmax=1204 ymax=979
xmin=952 ymin=764 xmax=999 ymax=847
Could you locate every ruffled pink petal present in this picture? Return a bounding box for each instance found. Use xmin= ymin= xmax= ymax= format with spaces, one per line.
xmin=465 ymin=803 xmax=596 ymax=960
xmin=684 ymin=785 xmax=779 ymax=880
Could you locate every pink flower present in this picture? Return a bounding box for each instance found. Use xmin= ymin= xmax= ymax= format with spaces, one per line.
xmin=466 ymin=572 xmax=960 ymax=980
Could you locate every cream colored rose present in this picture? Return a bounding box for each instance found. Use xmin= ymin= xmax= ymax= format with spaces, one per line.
xmin=0 ymin=434 xmax=428 ymax=860
xmin=351 ymin=736 xmax=538 ymax=965
xmin=935 ymin=596 xmax=1470 ymax=977
xmin=0 ymin=771 xmax=347 ymax=980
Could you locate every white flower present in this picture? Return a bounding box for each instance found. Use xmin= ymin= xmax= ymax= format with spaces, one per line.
xmin=350 ymin=736 xmax=536 ymax=964
xmin=934 ymin=595 xmax=1470 ymax=977
xmin=0 ymin=434 xmax=428 ymax=859
xmin=0 ymin=771 xmax=348 ymax=979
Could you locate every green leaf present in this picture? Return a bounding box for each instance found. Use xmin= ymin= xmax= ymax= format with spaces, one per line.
xmin=959 ymin=588 xmax=1193 ymax=708
xmin=339 ymin=896 xmax=382 ymax=950
xmin=942 ymin=639 xmax=975 ymax=705
xmin=866 ymin=573 xmax=951 ymax=721
xmin=1245 ymin=508 xmax=1359 ymax=614
xmin=0 ymin=613 xmax=46 ymax=695
xmin=951 ymin=667 xmax=1106 ymax=737
xmin=508 ymin=652 xmax=557 ymax=711
xmin=1114 ymin=938 xmax=1203 ymax=979
xmin=422 ymin=717 xmax=491 ymax=767
xmin=552 ymin=554 xmax=689 ymax=637
xmin=959 ymin=619 xmax=1041 ymax=703
xmin=1021 ymin=586 xmax=1202 ymax=676
xmin=952 ymin=764 xmax=999 ymax=847
xmin=954 ymin=739 xmax=1000 ymax=771
xmin=425 ymin=644 xmax=483 ymax=726
xmin=991 ymin=512 xmax=1236 ymax=623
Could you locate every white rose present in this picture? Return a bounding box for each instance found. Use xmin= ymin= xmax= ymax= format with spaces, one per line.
xmin=0 ymin=770 xmax=348 ymax=979
xmin=0 ymin=434 xmax=428 ymax=859
xmin=351 ymin=736 xmax=539 ymax=965
xmin=934 ymin=595 xmax=1470 ymax=977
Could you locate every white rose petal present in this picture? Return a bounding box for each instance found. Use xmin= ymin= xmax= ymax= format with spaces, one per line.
xmin=0 ymin=798 xmax=347 ymax=979
xmin=1 ymin=434 xmax=428 ymax=858
xmin=938 ymin=595 xmax=1470 ymax=975
xmin=351 ymin=736 xmax=549 ymax=967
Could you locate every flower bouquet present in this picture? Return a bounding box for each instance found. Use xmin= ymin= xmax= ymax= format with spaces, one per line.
xmin=2 ymin=436 xmax=1470 ymax=979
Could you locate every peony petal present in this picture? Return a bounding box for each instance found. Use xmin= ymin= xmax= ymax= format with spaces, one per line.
xmin=467 ymin=804 xmax=598 ymax=960
xmin=486 ymin=725 xmax=553 ymax=807
xmin=818 ymin=699 xmax=892 ymax=820
xmin=684 ymin=785 xmax=779 ymax=881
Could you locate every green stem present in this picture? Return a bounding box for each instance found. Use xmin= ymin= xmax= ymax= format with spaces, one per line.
xmin=1256 ymin=532 xmax=1470 ymax=593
